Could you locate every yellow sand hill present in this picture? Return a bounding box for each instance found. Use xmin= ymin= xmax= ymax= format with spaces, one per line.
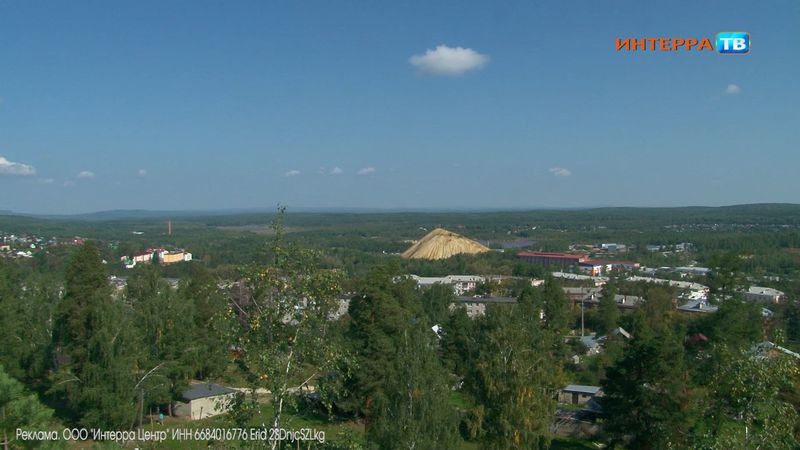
xmin=401 ymin=228 xmax=489 ymax=260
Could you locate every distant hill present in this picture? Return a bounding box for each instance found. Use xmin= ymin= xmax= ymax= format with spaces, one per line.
xmin=0 ymin=203 xmax=798 ymax=232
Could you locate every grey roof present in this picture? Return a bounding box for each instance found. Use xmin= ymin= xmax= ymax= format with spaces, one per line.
xmin=562 ymin=287 xmax=601 ymax=294
xmin=678 ymin=299 xmax=718 ymax=313
xmin=613 ymin=294 xmax=644 ymax=308
xmin=580 ymin=336 xmax=600 ymax=349
xmin=563 ymin=385 xmax=602 ymax=395
xmin=745 ymin=286 xmax=785 ymax=298
xmin=455 ymin=296 xmax=517 ymax=305
xmin=610 ymin=327 xmax=632 ymax=339
xmin=182 ymin=383 xmax=237 ymax=400
xmin=751 ymin=341 xmax=800 ymax=360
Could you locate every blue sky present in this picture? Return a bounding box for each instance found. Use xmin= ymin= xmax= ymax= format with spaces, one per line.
xmin=1 ymin=1 xmax=798 ymax=214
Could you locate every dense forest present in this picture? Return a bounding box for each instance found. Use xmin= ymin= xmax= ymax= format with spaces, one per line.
xmin=1 ymin=205 xmax=799 ymax=449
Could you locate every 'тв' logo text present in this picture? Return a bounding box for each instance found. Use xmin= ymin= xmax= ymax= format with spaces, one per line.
xmin=616 ymin=33 xmax=749 ymax=54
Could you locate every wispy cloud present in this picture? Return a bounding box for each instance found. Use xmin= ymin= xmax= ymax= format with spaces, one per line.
xmin=0 ymin=156 xmax=36 ymax=176
xmin=38 ymin=178 xmax=54 ymax=184
xmin=549 ymin=167 xmax=572 ymax=177
xmin=63 ymin=180 xmax=75 ymax=187
xmin=137 ymin=169 xmax=147 ymax=177
xmin=409 ymin=45 xmax=489 ymax=76
xmin=330 ymin=167 xmax=343 ymax=175
xmin=77 ymin=170 xmax=95 ymax=179
xmin=725 ymin=84 xmax=741 ymax=95
xmin=285 ymin=170 xmax=301 ymax=177
xmin=357 ymin=167 xmax=376 ymax=176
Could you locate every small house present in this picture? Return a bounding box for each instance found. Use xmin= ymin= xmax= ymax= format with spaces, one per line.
xmin=559 ymin=385 xmax=602 ymax=405
xmin=174 ymin=383 xmax=238 ymax=420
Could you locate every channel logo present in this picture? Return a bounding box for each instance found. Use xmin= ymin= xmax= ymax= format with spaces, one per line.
xmin=716 ymin=32 xmax=750 ymax=54
xmin=615 ymin=31 xmax=750 ymax=54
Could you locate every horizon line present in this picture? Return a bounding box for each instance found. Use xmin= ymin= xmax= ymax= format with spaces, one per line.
xmin=2 ymin=202 xmax=798 ymax=219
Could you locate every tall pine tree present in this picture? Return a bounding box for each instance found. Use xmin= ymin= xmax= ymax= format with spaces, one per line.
xmin=52 ymin=242 xmax=140 ymax=429
xmin=129 ymin=265 xmax=196 ymax=418
xmin=600 ymin=324 xmax=692 ymax=449
xmin=597 ymin=280 xmax=619 ymax=337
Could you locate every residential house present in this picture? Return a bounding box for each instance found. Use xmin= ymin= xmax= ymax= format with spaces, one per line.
xmin=552 ymin=272 xmax=608 ymax=286
xmin=578 ymin=327 xmax=632 ymax=356
xmin=450 ymin=296 xmax=517 ymax=318
xmin=558 ymin=385 xmax=603 ymax=406
xmin=677 ymin=299 xmax=718 ymax=314
xmin=743 ymin=286 xmax=785 ymax=304
xmin=409 ymin=275 xmax=485 ymax=295
xmin=174 ymin=383 xmax=238 ymax=420
xmin=627 ymin=275 xmax=709 ymax=293
xmin=579 ymin=260 xmax=640 ymax=276
xmin=562 ymin=287 xmax=643 ymax=310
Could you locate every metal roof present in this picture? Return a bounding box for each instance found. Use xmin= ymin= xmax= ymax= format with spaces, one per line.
xmin=517 ymin=251 xmax=587 ymax=259
xmin=563 ymin=385 xmax=602 ymax=395
xmin=455 ymin=296 xmax=517 ymax=304
xmin=678 ymin=299 xmax=718 ymax=313
xmin=580 ymin=336 xmax=600 ymax=349
xmin=182 ymin=383 xmax=237 ymax=400
xmin=747 ymin=286 xmax=784 ymax=296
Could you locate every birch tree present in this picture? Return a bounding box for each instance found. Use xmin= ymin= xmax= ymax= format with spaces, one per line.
xmin=226 ymin=209 xmax=343 ymax=447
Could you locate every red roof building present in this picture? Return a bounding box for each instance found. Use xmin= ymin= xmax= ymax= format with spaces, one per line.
xmin=517 ymin=251 xmax=588 ymax=267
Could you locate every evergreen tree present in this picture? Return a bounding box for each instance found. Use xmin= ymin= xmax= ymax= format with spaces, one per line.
xmin=0 ymin=264 xmax=57 ymax=383
xmin=537 ymin=276 xmax=569 ymax=334
xmin=367 ymin=324 xmax=459 ymax=450
xmin=597 ymin=280 xmax=619 ymax=337
xmin=785 ymin=300 xmax=800 ymax=343
xmin=442 ymin=306 xmax=476 ymax=378
xmin=52 ymin=242 xmax=140 ymax=429
xmin=707 ymin=252 xmax=746 ymax=301
xmin=179 ymin=265 xmax=228 ymax=380
xmin=343 ymin=269 xmax=411 ymax=420
xmin=631 ymin=286 xmax=676 ymax=340
xmin=600 ymin=325 xmax=692 ymax=449
xmin=692 ymin=299 xmax=763 ymax=350
xmin=130 ymin=265 xmax=196 ymax=418
xmin=0 ymin=365 xmax=62 ymax=450
xmin=420 ymin=283 xmax=454 ymax=327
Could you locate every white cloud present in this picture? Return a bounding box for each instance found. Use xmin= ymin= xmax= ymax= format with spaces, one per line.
xmin=409 ymin=45 xmax=489 ymax=76
xmin=549 ymin=167 xmax=572 ymax=177
xmin=725 ymin=84 xmax=741 ymax=95
xmin=77 ymin=170 xmax=95 ymax=179
xmin=63 ymin=180 xmax=75 ymax=187
xmin=0 ymin=156 xmax=36 ymax=176
xmin=285 ymin=170 xmax=301 ymax=177
xmin=39 ymin=178 xmax=54 ymax=184
xmin=357 ymin=167 xmax=376 ymax=176
xmin=137 ymin=169 xmax=147 ymax=177
xmin=330 ymin=167 xmax=343 ymax=175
